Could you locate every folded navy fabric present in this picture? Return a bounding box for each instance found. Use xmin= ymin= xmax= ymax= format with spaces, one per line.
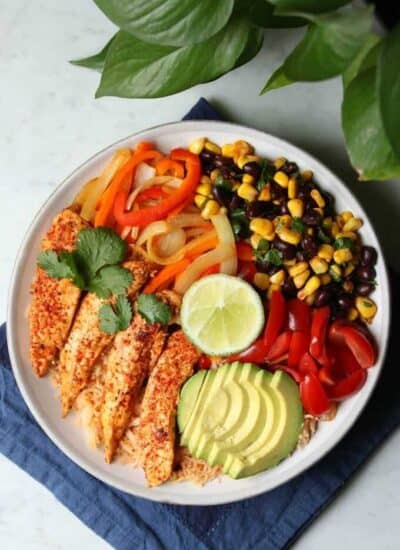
xmin=1 ymin=98 xmax=399 ymax=550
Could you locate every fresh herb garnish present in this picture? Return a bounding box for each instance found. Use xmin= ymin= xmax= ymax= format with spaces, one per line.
xmin=334 ymin=237 xmax=355 ymax=250
xmin=265 ymin=248 xmax=283 ymax=266
xmin=137 ymin=294 xmax=172 ymax=325
xmin=99 ymin=295 xmax=132 ymax=334
xmin=214 ymin=175 xmax=232 ymax=191
xmin=37 ymin=227 xmax=133 ymax=299
xmin=256 ymin=159 xmax=273 ymax=192
xmin=317 ymin=227 xmax=332 ymax=243
xmin=253 ymin=238 xmax=270 ymax=261
xmin=229 ymin=208 xmax=251 ymax=240
xmin=362 ymin=299 xmax=373 ymax=308
xmin=292 ymin=217 xmax=305 ymax=234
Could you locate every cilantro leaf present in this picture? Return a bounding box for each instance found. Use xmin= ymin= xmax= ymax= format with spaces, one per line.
xmin=256 ymin=159 xmax=273 ymax=192
xmin=334 ymin=237 xmax=355 ymax=250
xmin=75 ymin=227 xmax=127 ymax=279
xmin=99 ymin=295 xmax=132 ymax=334
xmin=229 ymin=208 xmax=251 ymax=240
xmin=265 ymin=248 xmax=283 ymax=266
xmin=214 ymin=175 xmax=232 ymax=190
xmin=253 ymin=238 xmax=270 ymax=262
xmin=37 ymin=250 xmax=85 ymax=288
xmin=88 ymin=265 xmax=133 ymax=298
xmin=292 ymin=217 xmax=305 ymax=234
xmin=137 ymin=294 xmax=172 ymax=325
xmin=317 ymin=227 xmax=332 ymax=244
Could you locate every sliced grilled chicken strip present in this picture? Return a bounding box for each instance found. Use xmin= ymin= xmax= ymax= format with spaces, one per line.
xmin=138 ymin=331 xmax=201 ymax=487
xmin=29 ymin=208 xmax=88 ymax=377
xmin=59 ymin=260 xmax=151 ymax=417
xmin=101 ymin=290 xmax=181 ymax=463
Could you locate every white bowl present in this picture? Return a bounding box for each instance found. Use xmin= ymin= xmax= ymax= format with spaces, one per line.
xmin=7 ymin=121 xmax=390 ymax=505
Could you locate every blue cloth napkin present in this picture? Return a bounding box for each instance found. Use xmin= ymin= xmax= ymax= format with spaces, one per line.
xmin=1 ymin=98 xmax=399 ymax=550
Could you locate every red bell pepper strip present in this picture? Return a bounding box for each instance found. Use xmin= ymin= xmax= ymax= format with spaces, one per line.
xmin=263 ymin=291 xmax=286 ymax=352
xmin=155 ymin=157 xmax=184 ymax=178
xmin=309 ymin=306 xmax=330 ymax=362
xmin=328 ymin=340 xmax=360 ymax=377
xmin=136 ymin=187 xmax=167 ymax=203
xmin=287 ymin=299 xmax=311 ymax=332
xmin=113 ymin=148 xmax=201 ymax=228
xmin=327 ymin=369 xmax=367 ymax=401
xmin=198 ymin=355 xmax=212 ymax=370
xmin=236 ymin=241 xmax=254 ymax=262
xmin=298 ymin=352 xmax=319 ymax=376
xmin=228 ymin=338 xmax=267 ymax=364
xmin=266 ymin=330 xmax=292 ymax=362
xmin=266 ymin=364 xmax=303 ymax=384
xmin=199 ymin=264 xmax=220 ymax=278
xmin=237 ymin=260 xmax=257 ymax=284
xmin=329 ymin=322 xmax=376 ymax=369
xmin=288 ymin=330 xmax=310 ymax=368
xmin=300 ymin=373 xmax=330 ymax=415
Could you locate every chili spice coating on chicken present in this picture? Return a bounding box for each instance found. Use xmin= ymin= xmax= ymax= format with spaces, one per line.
xmin=29 ymin=209 xmax=88 ymax=377
xmin=138 ymin=330 xmax=201 ymax=487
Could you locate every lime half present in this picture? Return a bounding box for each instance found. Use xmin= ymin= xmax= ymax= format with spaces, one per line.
xmin=180 ymin=274 xmax=265 ymax=356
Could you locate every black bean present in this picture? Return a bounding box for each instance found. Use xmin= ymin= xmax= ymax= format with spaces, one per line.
xmin=282 ymin=277 xmax=297 ymax=298
xmin=255 ymin=261 xmax=279 ymax=275
xmin=271 ymin=182 xmax=285 ymax=201
xmin=361 ymin=246 xmax=377 ymax=266
xmin=243 ymin=162 xmax=261 ymax=179
xmin=281 ymin=162 xmax=298 ymax=175
xmin=333 ymin=306 xmax=348 ymax=319
xmin=355 ymin=282 xmax=374 ymax=296
xmin=214 ymin=155 xmax=233 ymax=168
xmin=355 ymin=265 xmax=376 ymax=282
xmin=314 ymin=288 xmax=331 ymax=308
xmin=212 ymin=186 xmax=234 ymax=208
xmin=337 ymin=294 xmax=353 ymax=311
xmin=303 ymin=211 xmax=321 ymax=227
xmin=301 ymin=235 xmax=319 ymax=257
xmin=280 ymin=202 xmax=290 ymax=215
xmin=229 ymin=196 xmax=246 ymax=210
xmin=274 ymin=237 xmax=297 ymax=260
xmin=296 ymin=250 xmax=307 ymax=262
xmin=200 ymin=150 xmax=215 ymax=162
xmin=246 ymin=201 xmax=280 ymax=219
xmin=201 ymin=163 xmax=213 ymax=175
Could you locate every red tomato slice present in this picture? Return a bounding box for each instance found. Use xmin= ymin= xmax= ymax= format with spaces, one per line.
xmin=336 ymin=325 xmax=376 ymax=369
xmin=309 ymin=305 xmax=330 ymax=361
xmin=288 ymin=298 xmax=311 ymax=332
xmin=299 ymin=352 xmax=319 ymax=376
xmin=198 ymin=355 xmax=212 ymax=369
xmin=263 ymin=291 xmax=287 ymax=353
xmin=266 ymin=330 xmax=292 ymax=361
xmin=236 ymin=241 xmax=253 ymax=262
xmin=228 ymin=338 xmax=267 ymax=364
xmin=319 ymin=365 xmax=336 ymax=386
xmin=237 ymin=260 xmax=256 ymax=284
xmin=327 ymin=369 xmax=367 ymax=401
xmin=300 ymin=373 xmax=330 ymax=415
xmin=328 ymin=341 xmax=360 ymax=377
xmin=267 ymin=364 xmax=303 ymax=384
xmin=288 ymin=330 xmax=310 ymax=368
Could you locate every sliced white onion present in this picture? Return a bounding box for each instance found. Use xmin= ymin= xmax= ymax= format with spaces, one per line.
xmin=157 ymin=228 xmax=186 ymax=257
xmin=211 ymin=213 xmax=237 ymax=275
xmin=126 ymin=174 xmax=181 ymax=211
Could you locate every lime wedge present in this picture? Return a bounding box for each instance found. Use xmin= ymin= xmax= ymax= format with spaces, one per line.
xmin=180 ymin=274 xmax=265 ymax=356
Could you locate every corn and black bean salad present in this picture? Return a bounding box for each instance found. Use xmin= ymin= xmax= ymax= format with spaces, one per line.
xmin=189 ymin=137 xmax=377 ymax=323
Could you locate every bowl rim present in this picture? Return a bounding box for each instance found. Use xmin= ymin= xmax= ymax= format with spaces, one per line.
xmin=6 ymin=119 xmax=391 ymax=505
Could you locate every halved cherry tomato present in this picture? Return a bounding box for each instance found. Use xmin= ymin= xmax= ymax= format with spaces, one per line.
xmin=266 ymin=331 xmax=292 ymax=362
xmin=300 ymin=373 xmax=330 ymax=415
xmin=299 ymin=352 xmax=319 ymax=376
xmin=236 ymin=241 xmax=254 ymax=262
xmin=267 ymin=364 xmax=303 ymax=384
xmin=309 ymin=306 xmax=330 ymax=362
xmin=288 ymin=330 xmax=310 ymax=368
xmin=287 ymin=299 xmax=311 ymax=332
xmin=263 ymin=291 xmax=286 ymax=353
xmin=328 ymin=341 xmax=360 ymax=377
xmin=237 ymin=260 xmax=257 ymax=284
xmin=327 ymin=369 xmax=367 ymax=401
xmin=228 ymin=338 xmax=267 ymax=364
xmin=329 ymin=321 xmax=376 ymax=369
xmin=198 ymin=355 xmax=212 ymax=370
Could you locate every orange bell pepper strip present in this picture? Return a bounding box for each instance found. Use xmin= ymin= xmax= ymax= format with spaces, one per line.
xmin=143 ymin=258 xmax=191 ymax=294
xmin=156 ymin=157 xmax=184 ymax=178
xmin=236 ymin=241 xmax=254 ymax=262
xmin=186 ymin=234 xmax=219 ymax=259
xmin=113 ymin=148 xmax=201 ymax=228
xmin=135 ymin=141 xmax=155 ymax=153
xmin=94 ymin=149 xmax=162 ymax=227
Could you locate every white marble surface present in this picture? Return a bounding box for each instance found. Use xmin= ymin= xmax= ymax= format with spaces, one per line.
xmin=1 ymin=1 xmax=399 ymax=548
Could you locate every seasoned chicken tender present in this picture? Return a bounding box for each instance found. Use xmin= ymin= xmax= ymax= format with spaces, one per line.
xmin=29 ymin=208 xmax=88 ymax=377
xmin=138 ymin=331 xmax=201 ymax=487
xmin=59 ymin=260 xmax=150 ymax=416
xmin=101 ymin=290 xmax=181 ymax=463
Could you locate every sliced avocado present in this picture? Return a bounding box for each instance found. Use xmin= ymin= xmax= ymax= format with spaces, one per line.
xmin=179 ymin=363 xmax=304 ymax=479
xmin=177 ymin=370 xmax=208 ymax=433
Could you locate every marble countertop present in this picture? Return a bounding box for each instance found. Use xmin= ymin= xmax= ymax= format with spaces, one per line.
xmin=1 ymin=1 xmax=399 ymax=548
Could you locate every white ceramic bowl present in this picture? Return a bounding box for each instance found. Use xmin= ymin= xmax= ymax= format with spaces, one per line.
xmin=7 ymin=121 xmax=390 ymax=505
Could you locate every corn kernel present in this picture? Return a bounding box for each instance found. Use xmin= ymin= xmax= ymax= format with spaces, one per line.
xmin=287 ymin=198 xmax=304 ymax=218
xmin=259 ymin=184 xmax=272 ymax=201
xmin=270 ymin=269 xmax=286 ymax=286
xmin=254 ymin=272 xmax=270 ymax=290
xmin=200 ymin=175 xmax=211 ymax=186
xmin=201 ymin=199 xmax=220 ymax=219
xmin=284 ymin=258 xmax=296 ymax=267
xmin=305 ymin=292 xmax=316 ymax=306
xmin=289 ymin=261 xmax=308 ymax=278
xmin=274 ymin=157 xmax=286 ymax=169
xmin=250 ymin=218 xmax=274 ymax=239
xmin=237 ymin=155 xmax=260 ymax=170
xmin=320 ymin=273 xmax=332 ymax=285
xmin=298 ymin=275 xmax=321 ymax=300
xmin=343 ymin=217 xmax=363 ymax=233
xmin=194 ymin=194 xmax=208 ymax=209
xmin=233 ymin=140 xmax=253 ymax=156
xmin=343 ymin=262 xmax=356 ymax=277
xmin=314 ymin=207 xmax=324 ymax=217
xmin=329 ymin=264 xmax=342 ymax=281
xmin=274 ymin=170 xmax=289 ymax=188
xmin=210 ymin=168 xmax=221 ymax=182
xmin=242 ymin=174 xmax=255 ymax=185
xmin=355 ymin=296 xmax=377 ymax=320
xmin=278 ymin=226 xmax=301 ymax=245
xmin=336 ymin=231 xmax=358 ymax=241
xmin=342 ymin=280 xmax=354 ymax=293
xmin=268 ymin=283 xmax=281 ymax=298
xmin=302 ymin=170 xmax=313 ymax=181
xmin=335 ymin=214 xmax=344 ymax=228
xmin=250 ymin=233 xmax=262 ymax=249
xmin=221 ymin=143 xmax=235 ymax=158
xmin=274 ymin=215 xmax=291 ymax=228
xmin=307 ymin=227 xmax=314 ymax=236
xmin=310 ymin=189 xmax=326 ymax=208
xmin=189 ymin=137 xmax=206 ymax=155
xmin=341 ymin=211 xmax=353 ymax=223
xmin=318 ymin=244 xmax=334 ymax=261
xmin=196 ymin=181 xmax=212 ymax=197
xmin=323 ymin=217 xmax=333 ymax=229
xmin=293 ymin=269 xmax=311 ymax=289
xmin=310 ymin=256 xmax=329 ymax=274
xmin=331 ymin=222 xmax=340 ymax=238
xmin=333 ymin=248 xmax=353 ymax=264
xmin=347 ymin=307 xmax=359 ymax=321
xmin=205 ymin=140 xmax=221 ymax=155
xmin=288 ymin=177 xmax=298 ymax=199
xmin=238 ymin=182 xmax=258 ymax=202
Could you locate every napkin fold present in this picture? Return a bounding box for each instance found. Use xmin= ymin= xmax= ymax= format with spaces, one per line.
xmin=1 ymin=98 xmax=399 ymax=550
